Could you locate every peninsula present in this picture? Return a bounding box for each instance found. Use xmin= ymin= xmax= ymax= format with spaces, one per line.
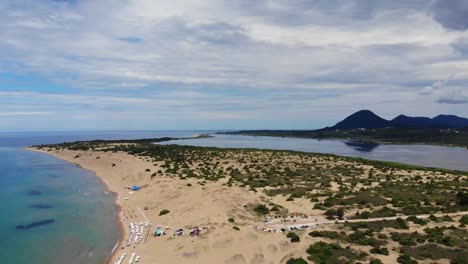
xmin=29 ymin=139 xmax=468 ymax=264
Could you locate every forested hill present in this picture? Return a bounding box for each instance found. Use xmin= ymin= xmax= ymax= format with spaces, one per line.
xmin=221 ymin=110 xmax=468 ymax=148
xmin=322 ymin=110 xmax=468 ymax=130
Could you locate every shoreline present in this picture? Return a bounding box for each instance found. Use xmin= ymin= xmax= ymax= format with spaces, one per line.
xmin=169 ymin=135 xmax=468 ymax=172
xmin=220 ymin=132 xmax=468 ymax=149
xmin=24 ymin=144 xmax=468 ymax=264
xmin=26 ymin=147 xmax=125 ymax=264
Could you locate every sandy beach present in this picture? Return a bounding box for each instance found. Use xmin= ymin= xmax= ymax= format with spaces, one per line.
xmin=29 ymin=147 xmax=322 ymax=264
xmin=28 ymin=146 xmax=467 ymax=264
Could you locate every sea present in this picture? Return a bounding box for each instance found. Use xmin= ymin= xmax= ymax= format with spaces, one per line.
xmin=1 ymin=131 xmax=467 ymax=264
xmin=0 ymin=131 xmax=208 ymax=264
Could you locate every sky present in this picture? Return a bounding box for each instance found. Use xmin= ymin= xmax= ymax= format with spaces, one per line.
xmin=0 ymin=0 xmax=468 ymax=132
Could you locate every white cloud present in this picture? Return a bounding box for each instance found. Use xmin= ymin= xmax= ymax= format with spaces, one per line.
xmin=419 ymin=75 xmax=468 ymax=104
xmin=0 ymin=0 xmax=467 ymax=90
xmin=0 ymin=0 xmax=467 ymax=131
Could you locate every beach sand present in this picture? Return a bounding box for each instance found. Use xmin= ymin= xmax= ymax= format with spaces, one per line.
xmin=28 ymin=147 xmax=467 ymax=264
xmin=29 ymin=148 xmax=321 ymax=264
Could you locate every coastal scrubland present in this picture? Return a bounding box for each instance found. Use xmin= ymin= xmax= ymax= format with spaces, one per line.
xmin=32 ymin=141 xmax=467 ymax=264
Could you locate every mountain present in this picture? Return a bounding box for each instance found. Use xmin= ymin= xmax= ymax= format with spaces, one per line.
xmin=391 ymin=115 xmax=435 ymax=128
xmin=325 ymin=110 xmax=468 ymax=130
xmin=326 ymin=110 xmax=392 ymax=130
xmin=392 ymin=114 xmax=468 ymax=128
xmin=432 ymin=115 xmax=468 ymax=128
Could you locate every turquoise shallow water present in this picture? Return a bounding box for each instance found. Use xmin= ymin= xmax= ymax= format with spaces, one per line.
xmin=0 ymin=147 xmax=119 ymax=264
xmin=0 ymin=131 xmax=210 ymax=264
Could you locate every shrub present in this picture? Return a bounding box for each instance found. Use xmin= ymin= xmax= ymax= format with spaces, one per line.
xmin=359 ymin=211 xmax=372 ymax=219
xmin=306 ymin=241 xmax=341 ymax=264
xmin=286 ymin=258 xmax=308 ymax=264
xmin=159 ymin=209 xmax=170 ymax=216
xmin=254 ymin=204 xmax=270 ymax=215
xmin=391 ymin=233 xmax=418 ymax=246
xmin=228 ymin=217 xmax=235 ymax=223
xmin=459 ymin=215 xmax=468 ymax=225
xmin=291 ymin=235 xmax=300 ymax=243
xmin=397 ymin=253 xmax=418 ymax=264
xmin=287 ymin=232 xmax=300 ymax=243
xmin=270 ymin=206 xmax=280 ymax=211
xmin=456 ymin=191 xmax=467 ymax=206
xmin=348 ymin=230 xmax=371 ymax=246
xmin=442 ymin=215 xmax=453 ymax=222
xmin=370 ymin=247 xmax=389 ymax=256
xmin=233 ymin=226 xmax=240 ymax=231
xmin=145 ymin=168 xmax=151 ymax=172
xmin=370 ymin=259 xmax=384 ymax=264
xmin=407 ymin=216 xmax=428 ymax=226
xmin=336 ymin=208 xmax=345 ymax=219
xmin=396 ymin=217 xmax=409 ymax=229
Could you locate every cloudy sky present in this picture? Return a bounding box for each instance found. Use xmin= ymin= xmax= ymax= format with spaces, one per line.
xmin=1 ymin=0 xmax=468 ymax=131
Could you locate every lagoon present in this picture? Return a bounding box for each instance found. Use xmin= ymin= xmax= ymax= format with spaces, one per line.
xmin=161 ymin=134 xmax=468 ymax=171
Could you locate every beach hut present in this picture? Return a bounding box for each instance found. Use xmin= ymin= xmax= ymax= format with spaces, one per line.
xmin=131 ymin=185 xmax=140 ymax=191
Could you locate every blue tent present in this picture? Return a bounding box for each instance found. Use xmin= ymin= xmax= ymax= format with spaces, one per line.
xmin=155 ymin=228 xmax=163 ymax=236
xmin=131 ymin=185 xmax=140 ymax=191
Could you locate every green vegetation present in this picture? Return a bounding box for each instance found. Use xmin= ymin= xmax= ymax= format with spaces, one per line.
xmin=397 ymin=253 xmax=418 ymax=264
xmin=49 ymin=142 xmax=465 ymax=219
xmin=402 ymin=243 xmax=467 ymax=263
xmin=406 ymin=216 xmax=428 ymax=226
xmin=287 ymin=232 xmax=300 ymax=243
xmin=305 ymin=241 xmax=363 ymax=264
xmin=345 ymin=218 xmax=409 ymax=231
xmin=370 ymin=246 xmax=389 ymax=256
xmin=253 ymin=204 xmax=270 ymax=215
xmin=34 ymin=138 xmax=468 ymax=264
xmin=460 ymin=215 xmax=468 ymax=225
xmin=286 ymin=258 xmax=308 ymax=264
xmin=324 ymin=208 xmax=345 ymax=220
xmin=309 ymin=230 xmax=384 ymax=247
xmin=369 ymin=259 xmax=383 ymax=264
xmin=159 ymin=209 xmax=170 ymax=216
